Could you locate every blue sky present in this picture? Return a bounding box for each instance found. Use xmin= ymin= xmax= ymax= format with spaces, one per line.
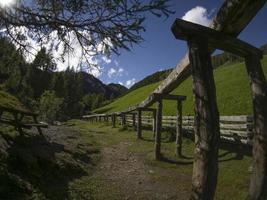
xmin=95 ymin=0 xmax=267 ymax=88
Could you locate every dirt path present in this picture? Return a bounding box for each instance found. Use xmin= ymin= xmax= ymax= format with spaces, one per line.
xmin=93 ymin=141 xmax=191 ymax=200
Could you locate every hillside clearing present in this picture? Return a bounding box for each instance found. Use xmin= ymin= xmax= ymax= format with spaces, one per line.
xmin=95 ymin=55 xmax=267 ymax=115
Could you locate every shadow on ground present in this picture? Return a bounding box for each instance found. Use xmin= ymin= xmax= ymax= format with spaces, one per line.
xmin=0 ymin=126 xmax=100 ymax=200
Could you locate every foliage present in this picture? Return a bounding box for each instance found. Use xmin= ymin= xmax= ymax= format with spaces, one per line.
xmin=95 ymin=55 xmax=267 ymax=115
xmin=0 ymin=38 xmax=127 ymax=119
xmin=39 ymin=90 xmax=64 ymax=123
xmin=31 ymin=47 xmax=56 ymax=72
xmin=211 ymin=52 xmax=243 ymax=68
xmin=0 ymin=0 xmax=173 ymax=65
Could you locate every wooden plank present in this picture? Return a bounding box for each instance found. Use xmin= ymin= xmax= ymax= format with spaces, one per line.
xmin=137 ymin=110 xmax=142 ymax=139
xmin=0 ymin=105 xmax=38 ymax=116
xmin=245 ymin=55 xmax=267 ymax=199
xmin=0 ymin=118 xmax=31 ymax=129
xmin=220 ymin=123 xmax=252 ymax=130
xmin=175 ymin=100 xmax=183 ymax=156
xmin=171 ymin=19 xmax=262 ymax=58
xmin=219 ymin=115 xmax=252 ymax=122
xmin=189 ymin=36 xmax=220 ymax=199
xmin=138 ymin=0 xmax=267 ymax=108
xmin=155 ymin=100 xmax=163 ymax=160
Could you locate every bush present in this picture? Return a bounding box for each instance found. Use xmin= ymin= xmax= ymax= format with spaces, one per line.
xmin=39 ymin=90 xmax=64 ymax=124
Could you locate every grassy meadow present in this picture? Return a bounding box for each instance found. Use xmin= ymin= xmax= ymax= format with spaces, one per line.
xmin=96 ymin=55 xmax=267 ymax=116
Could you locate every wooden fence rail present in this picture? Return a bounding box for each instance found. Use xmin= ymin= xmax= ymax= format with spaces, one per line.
xmin=84 ymin=114 xmax=253 ymax=145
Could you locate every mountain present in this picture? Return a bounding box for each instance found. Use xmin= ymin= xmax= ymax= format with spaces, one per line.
xmin=77 ymin=72 xmax=128 ymax=100
xmin=130 ymin=69 xmax=172 ymax=91
xmin=107 ymin=83 xmax=128 ymax=97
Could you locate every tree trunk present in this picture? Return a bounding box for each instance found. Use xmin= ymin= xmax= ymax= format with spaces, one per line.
xmin=188 ymin=37 xmax=220 ymax=200
xmin=137 ymin=110 xmax=142 ymax=139
xmin=175 ymin=100 xmax=183 ymax=157
xmin=155 ymin=100 xmax=162 ymax=160
xmin=246 ymin=55 xmax=267 ymax=200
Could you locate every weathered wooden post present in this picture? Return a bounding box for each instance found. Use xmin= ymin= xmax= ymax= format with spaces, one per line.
xmin=188 ymin=36 xmax=220 ymax=200
xmin=153 ymin=110 xmax=156 ymax=138
xmin=122 ymin=113 xmax=126 ymax=126
xmin=245 ymin=55 xmax=267 ymax=200
xmin=175 ymin=99 xmax=183 ymax=157
xmin=155 ymin=99 xmax=162 ymax=160
xmin=137 ymin=109 xmax=142 ymax=139
xmin=132 ymin=113 xmax=136 ymax=130
xmin=112 ymin=114 xmax=116 ymax=128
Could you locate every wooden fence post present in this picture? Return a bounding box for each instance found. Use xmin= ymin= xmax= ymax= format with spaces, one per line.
xmin=245 ymin=55 xmax=267 ymax=200
xmin=188 ymin=37 xmax=220 ymax=200
xmin=132 ymin=113 xmax=136 ymax=130
xmin=122 ymin=113 xmax=126 ymax=126
xmin=175 ymin=100 xmax=183 ymax=157
xmin=153 ymin=110 xmax=156 ymax=138
xmin=137 ymin=110 xmax=142 ymax=139
xmin=155 ymin=99 xmax=162 ymax=160
xmin=112 ymin=114 xmax=116 ymax=128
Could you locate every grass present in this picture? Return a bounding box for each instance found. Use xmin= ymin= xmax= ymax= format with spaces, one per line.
xmin=71 ymin=120 xmax=252 ymax=200
xmin=0 ymin=90 xmax=28 ymax=112
xmin=96 ymin=55 xmax=267 ymax=115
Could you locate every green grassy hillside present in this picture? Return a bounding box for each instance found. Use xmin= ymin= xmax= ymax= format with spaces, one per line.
xmin=96 ymin=55 xmax=267 ymax=116
xmin=0 ymin=90 xmax=28 ymax=112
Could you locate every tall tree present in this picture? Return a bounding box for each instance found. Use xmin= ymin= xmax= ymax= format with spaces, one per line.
xmin=0 ymin=0 xmax=173 ymax=66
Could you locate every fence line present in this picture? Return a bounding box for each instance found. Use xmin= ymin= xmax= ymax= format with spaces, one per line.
xmin=84 ymin=114 xmax=253 ymax=145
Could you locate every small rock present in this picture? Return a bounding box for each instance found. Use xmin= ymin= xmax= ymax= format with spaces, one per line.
xmin=138 ymin=181 xmax=142 ymax=184
xmin=148 ymin=170 xmax=154 ymax=174
xmin=119 ymin=157 xmax=128 ymax=161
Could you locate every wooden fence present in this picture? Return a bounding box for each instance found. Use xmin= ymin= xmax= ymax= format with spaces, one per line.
xmin=122 ymin=115 xmax=253 ymax=145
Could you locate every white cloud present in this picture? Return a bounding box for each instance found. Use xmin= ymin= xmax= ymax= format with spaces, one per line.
xmin=118 ymin=68 xmax=124 ymax=73
xmin=87 ymin=66 xmax=103 ymax=78
xmin=108 ymin=68 xmax=117 ymax=78
xmin=114 ymin=60 xmax=119 ymax=67
xmin=182 ymin=6 xmax=212 ymax=27
xmin=3 ymin=26 xmax=111 ymax=77
xmin=118 ymin=81 xmax=123 ymax=85
xmin=102 ymin=56 xmax=112 ymax=64
xmin=107 ymin=67 xmax=124 ymax=78
xmin=126 ymin=78 xmax=136 ymax=88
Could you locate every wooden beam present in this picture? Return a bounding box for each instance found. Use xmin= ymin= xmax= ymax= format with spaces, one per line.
xmin=138 ymin=0 xmax=267 ymax=108
xmin=112 ymin=114 xmax=116 ymax=128
xmin=172 ymin=19 xmax=262 ymax=58
xmin=0 ymin=105 xmax=38 ymax=117
xmin=189 ymin=37 xmax=220 ymax=200
xmin=175 ymin=100 xmax=183 ymax=157
xmin=33 ymin=116 xmax=43 ymax=136
xmin=153 ymin=110 xmax=156 ymax=138
xmin=154 ymin=100 xmax=163 ymax=160
xmin=132 ymin=113 xmax=136 ymax=131
xmin=137 ymin=110 xmax=142 ymax=139
xmin=245 ymin=55 xmax=267 ymax=199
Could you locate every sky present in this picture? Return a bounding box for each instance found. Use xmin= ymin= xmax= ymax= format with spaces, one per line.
xmin=2 ymin=0 xmax=267 ymax=88
xmin=94 ymin=0 xmax=267 ymax=88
